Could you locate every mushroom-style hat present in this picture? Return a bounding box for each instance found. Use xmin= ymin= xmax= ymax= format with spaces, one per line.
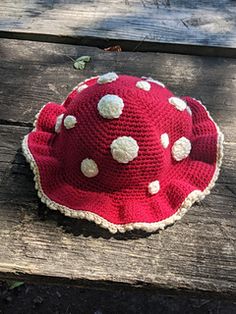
xmin=22 ymin=73 xmax=224 ymax=233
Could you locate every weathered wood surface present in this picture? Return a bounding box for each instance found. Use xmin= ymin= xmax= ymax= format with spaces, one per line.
xmin=0 ymin=39 xmax=235 ymax=297
xmin=1 ymin=39 xmax=236 ymax=142
xmin=0 ymin=1 xmax=236 ymax=57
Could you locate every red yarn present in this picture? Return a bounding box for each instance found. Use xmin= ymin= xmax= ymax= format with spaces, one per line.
xmin=23 ymin=74 xmax=222 ymax=232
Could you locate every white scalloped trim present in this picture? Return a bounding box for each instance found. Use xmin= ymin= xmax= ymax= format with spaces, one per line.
xmin=22 ymin=99 xmax=224 ymax=234
xmin=77 ymin=84 xmax=88 ymax=93
xmin=33 ymin=103 xmax=48 ymax=128
xmin=73 ymin=76 xmax=99 ymax=91
xmin=142 ymin=76 xmax=165 ymax=88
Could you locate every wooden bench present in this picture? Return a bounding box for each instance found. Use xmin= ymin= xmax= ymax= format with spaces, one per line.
xmin=0 ymin=0 xmax=235 ymax=299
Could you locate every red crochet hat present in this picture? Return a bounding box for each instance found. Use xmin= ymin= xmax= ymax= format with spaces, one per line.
xmin=22 ymin=73 xmax=223 ymax=233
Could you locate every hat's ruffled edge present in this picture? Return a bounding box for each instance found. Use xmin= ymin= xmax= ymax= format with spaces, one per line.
xmin=61 ymin=76 xmax=99 ymax=107
xmin=22 ymin=99 xmax=224 ymax=234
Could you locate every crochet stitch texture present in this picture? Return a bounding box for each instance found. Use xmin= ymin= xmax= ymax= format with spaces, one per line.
xmin=22 ymin=73 xmax=224 ymax=233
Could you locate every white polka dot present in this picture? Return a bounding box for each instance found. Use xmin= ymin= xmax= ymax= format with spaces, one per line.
xmin=148 ymin=180 xmax=160 ymax=195
xmin=136 ymin=81 xmax=151 ymax=91
xmin=77 ymin=84 xmax=88 ymax=93
xmin=110 ymin=136 xmax=139 ymax=164
xmin=81 ymin=158 xmax=99 ymax=178
xmin=64 ymin=115 xmax=77 ymax=129
xmin=169 ymin=97 xmax=187 ymax=111
xmin=97 ymin=72 xmax=118 ymax=84
xmin=172 ymin=137 xmax=191 ymax=161
xmin=186 ymin=106 xmax=192 ymax=116
xmin=97 ymin=94 xmax=124 ymax=119
xmin=55 ymin=114 xmax=64 ymax=133
xmin=161 ymin=133 xmax=169 ymax=148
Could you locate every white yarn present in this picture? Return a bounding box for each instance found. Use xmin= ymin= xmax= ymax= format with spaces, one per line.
xmin=172 ymin=137 xmax=191 ymax=161
xmin=186 ymin=106 xmax=192 ymax=116
xmin=148 ymin=180 xmax=160 ymax=195
xmin=161 ymin=133 xmax=169 ymax=149
xmin=81 ymin=158 xmax=99 ymax=178
xmin=136 ymin=80 xmax=151 ymax=91
xmin=141 ymin=76 xmax=165 ymax=88
xmin=55 ymin=114 xmax=64 ymax=133
xmin=169 ymin=97 xmax=187 ymax=111
xmin=97 ymin=94 xmax=124 ymax=119
xmin=77 ymin=84 xmax=88 ymax=93
xmin=97 ymin=72 xmax=118 ymax=84
xmin=147 ymin=78 xmax=165 ymax=88
xmin=192 ymin=98 xmax=203 ymax=105
xmin=64 ymin=115 xmax=77 ymax=129
xmin=110 ymin=136 xmax=139 ymax=164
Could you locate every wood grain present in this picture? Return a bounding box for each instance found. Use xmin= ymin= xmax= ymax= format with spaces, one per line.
xmin=0 ymin=39 xmax=235 ymax=296
xmin=0 ymin=1 xmax=236 ymax=56
xmin=0 ymin=39 xmax=235 ymax=142
xmin=0 ymin=124 xmax=235 ymax=296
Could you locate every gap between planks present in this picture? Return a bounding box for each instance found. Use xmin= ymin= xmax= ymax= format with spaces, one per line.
xmin=0 ymin=0 xmax=236 ymax=58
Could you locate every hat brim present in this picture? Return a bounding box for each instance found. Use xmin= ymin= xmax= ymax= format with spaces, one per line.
xmin=22 ymin=96 xmax=223 ymax=234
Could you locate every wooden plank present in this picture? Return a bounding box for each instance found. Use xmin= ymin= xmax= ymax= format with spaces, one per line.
xmin=0 ymin=124 xmax=235 ymax=296
xmin=0 ymin=39 xmax=235 ymax=296
xmin=0 ymin=1 xmax=236 ymax=56
xmin=0 ymin=39 xmax=235 ymax=142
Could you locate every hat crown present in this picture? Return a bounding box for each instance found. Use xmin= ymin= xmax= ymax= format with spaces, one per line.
xmin=52 ymin=74 xmax=192 ymax=195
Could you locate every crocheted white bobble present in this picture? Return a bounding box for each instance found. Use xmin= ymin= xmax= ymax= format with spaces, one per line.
xmin=161 ymin=133 xmax=169 ymax=149
xmin=97 ymin=72 xmax=118 ymax=84
xmin=148 ymin=180 xmax=160 ymax=195
xmin=64 ymin=115 xmax=77 ymax=129
xmin=136 ymin=80 xmax=151 ymax=91
xmin=110 ymin=136 xmax=139 ymax=164
xmin=169 ymin=97 xmax=187 ymax=111
xmin=81 ymin=158 xmax=99 ymax=178
xmin=172 ymin=137 xmax=191 ymax=161
xmin=77 ymin=84 xmax=88 ymax=93
xmin=55 ymin=114 xmax=64 ymax=133
xmin=97 ymin=94 xmax=124 ymax=119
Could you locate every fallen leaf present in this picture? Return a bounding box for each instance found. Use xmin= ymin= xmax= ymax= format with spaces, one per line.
xmin=104 ymin=45 xmax=122 ymax=52
xmin=73 ymin=56 xmax=91 ymax=70
xmin=74 ymin=55 xmax=91 ymax=62
xmin=73 ymin=61 xmax=86 ymax=70
xmin=7 ymin=281 xmax=24 ymax=290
